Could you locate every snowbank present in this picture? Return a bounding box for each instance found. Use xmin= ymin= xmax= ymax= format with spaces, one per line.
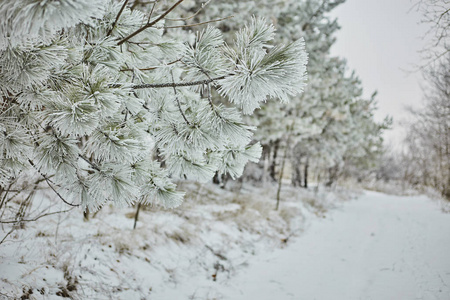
xmin=0 ymin=182 xmax=347 ymax=299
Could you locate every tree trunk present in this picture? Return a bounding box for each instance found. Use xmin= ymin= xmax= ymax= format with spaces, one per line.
xmin=133 ymin=203 xmax=141 ymax=230
xmin=291 ymin=163 xmax=302 ymax=187
xmin=276 ymin=122 xmax=295 ymax=210
xmin=261 ymin=144 xmax=271 ymax=183
xmin=276 ymin=145 xmax=289 ymax=211
xmin=303 ymin=157 xmax=309 ymax=188
xmin=325 ymin=165 xmax=339 ymax=187
xmin=269 ymin=140 xmax=280 ymax=182
xmin=212 ymin=172 xmax=220 ymax=185
xmin=212 ymin=172 xmax=228 ymax=188
xmin=220 ymin=173 xmax=228 ymax=189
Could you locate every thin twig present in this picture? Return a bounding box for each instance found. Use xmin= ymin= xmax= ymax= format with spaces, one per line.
xmin=437 ymin=8 xmax=450 ymax=25
xmin=131 ymin=0 xmax=157 ymax=10
xmin=171 ymin=71 xmax=191 ymax=126
xmin=111 ymin=75 xmax=226 ymax=89
xmin=165 ymin=0 xmax=212 ymax=21
xmin=198 ymin=66 xmax=224 ymax=120
xmin=0 ymin=181 xmax=14 ymax=211
xmin=107 ymin=0 xmax=130 ymax=36
xmin=206 ymin=82 xmax=214 ymax=108
xmin=133 ymin=203 xmax=141 ymax=229
xmin=0 ymin=208 xmax=75 ymax=224
xmin=78 ymin=154 xmax=101 ymax=171
xmin=43 ymin=177 xmax=80 ymax=207
xmin=205 ymin=245 xmax=227 ymax=260
xmin=164 ymin=15 xmax=233 ymax=29
xmin=205 ymin=81 xmax=224 ymax=120
xmin=27 ymin=160 xmax=80 ymax=207
xmin=119 ymin=58 xmax=181 ymax=72
xmin=130 ymin=0 xmax=159 ymax=10
xmin=147 ymin=0 xmax=158 ymax=23
xmin=0 ymin=227 xmax=14 ymax=245
xmin=117 ymin=0 xmax=186 ymax=45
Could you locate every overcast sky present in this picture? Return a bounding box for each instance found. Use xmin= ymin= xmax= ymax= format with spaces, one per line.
xmin=329 ymin=0 xmax=430 ymax=149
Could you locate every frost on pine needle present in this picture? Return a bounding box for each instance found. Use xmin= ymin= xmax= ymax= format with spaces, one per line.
xmin=88 ymin=163 xmax=138 ymax=207
xmin=34 ymin=134 xmax=79 ymax=174
xmin=0 ymin=1 xmax=308 ymax=210
xmin=218 ymin=18 xmax=308 ymax=114
xmin=216 ymin=143 xmax=263 ymax=179
xmin=84 ymin=125 xmax=149 ymax=164
xmin=184 ymin=26 xmax=228 ymax=85
xmin=0 ymin=0 xmax=107 ymax=50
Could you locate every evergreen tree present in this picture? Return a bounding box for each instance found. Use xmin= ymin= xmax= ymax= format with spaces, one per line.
xmin=200 ymin=0 xmax=387 ymax=186
xmin=0 ymin=0 xmax=307 ymax=210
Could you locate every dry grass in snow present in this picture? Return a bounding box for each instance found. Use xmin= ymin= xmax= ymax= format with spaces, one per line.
xmin=0 ymin=181 xmax=350 ymax=299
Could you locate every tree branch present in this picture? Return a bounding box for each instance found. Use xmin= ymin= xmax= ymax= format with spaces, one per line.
xmin=107 ymin=0 xmax=130 ymax=37
xmin=147 ymin=0 xmax=158 ymax=23
xmin=0 ymin=208 xmax=75 ymax=224
xmin=27 ymin=159 xmax=80 ymax=207
xmin=165 ymin=0 xmax=212 ymax=21
xmin=119 ymin=58 xmax=181 ymax=72
xmin=117 ymin=0 xmax=186 ymax=45
xmin=164 ymin=15 xmax=234 ymax=29
xmin=0 ymin=228 xmax=14 ymax=245
xmin=111 ymin=75 xmax=226 ymax=89
xmin=171 ymin=71 xmax=191 ymax=126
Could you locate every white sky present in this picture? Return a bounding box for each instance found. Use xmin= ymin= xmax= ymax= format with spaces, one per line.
xmin=329 ymin=0 xmax=430 ymax=149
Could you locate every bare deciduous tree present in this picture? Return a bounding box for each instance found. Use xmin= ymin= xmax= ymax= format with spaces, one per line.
xmin=404 ymin=53 xmax=450 ymax=199
xmin=414 ymin=0 xmax=450 ymax=65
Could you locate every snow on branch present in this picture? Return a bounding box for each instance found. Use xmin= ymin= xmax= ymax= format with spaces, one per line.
xmin=0 ymin=1 xmax=308 ymax=210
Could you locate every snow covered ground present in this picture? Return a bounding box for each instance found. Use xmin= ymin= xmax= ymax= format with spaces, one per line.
xmin=216 ymin=191 xmax=450 ymax=300
xmin=1 ymin=186 xmax=449 ymax=299
xmin=0 ymin=182 xmax=340 ymax=299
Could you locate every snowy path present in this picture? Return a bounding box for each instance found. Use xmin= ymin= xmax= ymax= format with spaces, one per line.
xmin=221 ymin=191 xmax=450 ymax=300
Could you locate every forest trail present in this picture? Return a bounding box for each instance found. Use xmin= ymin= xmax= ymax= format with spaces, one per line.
xmin=221 ymin=191 xmax=450 ymax=300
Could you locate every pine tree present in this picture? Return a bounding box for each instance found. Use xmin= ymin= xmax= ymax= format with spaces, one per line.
xmin=199 ymin=0 xmax=386 ymax=187
xmin=0 ymin=0 xmax=307 ymax=210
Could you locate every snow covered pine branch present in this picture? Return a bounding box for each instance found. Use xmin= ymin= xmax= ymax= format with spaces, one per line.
xmin=0 ymin=0 xmax=307 ymax=211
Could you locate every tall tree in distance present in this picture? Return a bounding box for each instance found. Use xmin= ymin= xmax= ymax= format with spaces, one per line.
xmin=198 ymin=0 xmax=388 ymax=189
xmin=400 ymin=0 xmax=450 ymax=199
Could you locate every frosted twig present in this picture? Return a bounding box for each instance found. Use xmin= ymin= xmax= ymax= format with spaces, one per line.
xmin=0 ymin=208 xmax=75 ymax=224
xmin=107 ymin=0 xmax=129 ymax=36
xmin=110 ymin=75 xmax=226 ymax=89
xmin=117 ymin=0 xmax=186 ymax=45
xmin=165 ymin=0 xmax=212 ymax=21
xmin=164 ymin=15 xmax=234 ymax=29
xmin=27 ymin=160 xmax=80 ymax=207
xmin=119 ymin=58 xmax=181 ymax=72
xmin=171 ymin=71 xmax=191 ymax=126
